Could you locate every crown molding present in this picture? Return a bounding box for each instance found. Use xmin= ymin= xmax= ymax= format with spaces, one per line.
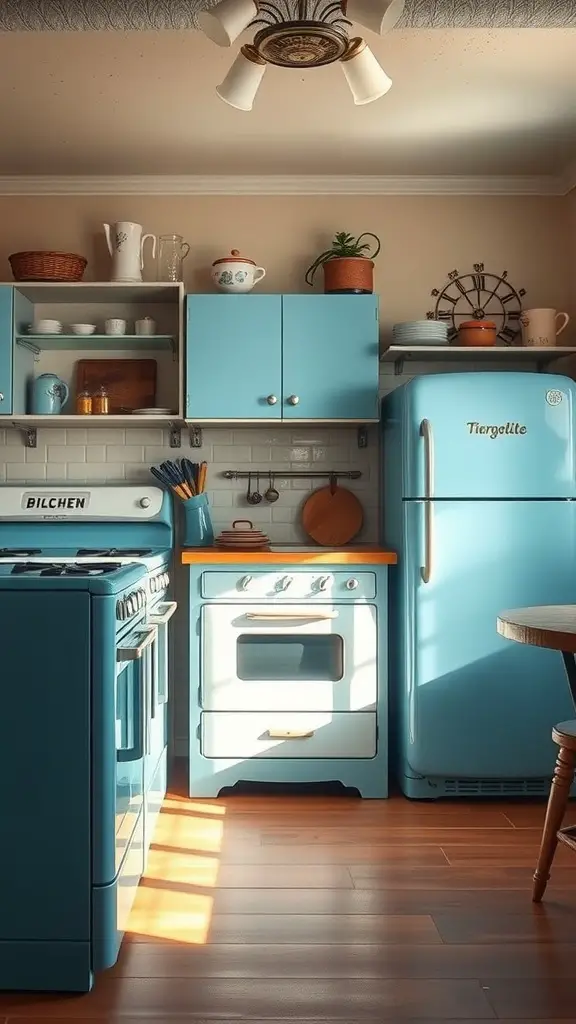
xmin=0 ymin=173 xmax=566 ymax=197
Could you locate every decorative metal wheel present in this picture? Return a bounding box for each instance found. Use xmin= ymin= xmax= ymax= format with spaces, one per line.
xmin=427 ymin=263 xmax=526 ymax=345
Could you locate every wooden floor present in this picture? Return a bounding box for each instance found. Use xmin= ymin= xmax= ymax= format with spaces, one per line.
xmin=3 ymin=766 xmax=576 ymax=1022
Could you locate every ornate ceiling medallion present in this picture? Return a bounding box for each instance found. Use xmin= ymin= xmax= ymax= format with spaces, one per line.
xmin=253 ymin=21 xmax=348 ymax=67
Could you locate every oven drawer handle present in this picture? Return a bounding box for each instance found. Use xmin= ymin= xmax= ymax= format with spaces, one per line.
xmin=117 ymin=625 xmax=158 ymax=662
xmin=149 ymin=600 xmax=178 ymax=626
xmin=245 ymin=612 xmax=338 ymax=622
xmin=117 ymin=678 xmax=144 ymax=764
xmin=267 ymin=728 xmax=315 ymax=740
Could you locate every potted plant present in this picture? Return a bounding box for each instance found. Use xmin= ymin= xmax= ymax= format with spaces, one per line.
xmin=305 ymin=231 xmax=381 ymax=294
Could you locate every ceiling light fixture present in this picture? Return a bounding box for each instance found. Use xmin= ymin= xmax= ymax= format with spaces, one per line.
xmin=198 ymin=0 xmax=402 ymax=111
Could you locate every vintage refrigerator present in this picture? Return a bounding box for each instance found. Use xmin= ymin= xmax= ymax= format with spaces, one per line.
xmin=382 ymin=371 xmax=576 ymax=799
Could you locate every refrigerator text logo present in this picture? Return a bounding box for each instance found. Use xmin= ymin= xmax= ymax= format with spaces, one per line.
xmin=467 ymin=422 xmax=527 ymax=439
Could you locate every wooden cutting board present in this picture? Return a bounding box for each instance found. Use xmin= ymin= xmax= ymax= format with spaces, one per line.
xmin=76 ymin=359 xmax=156 ymax=414
xmin=302 ymin=483 xmax=363 ymax=547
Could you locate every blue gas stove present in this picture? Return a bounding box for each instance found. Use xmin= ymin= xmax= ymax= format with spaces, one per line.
xmin=0 ymin=486 xmax=176 ymax=993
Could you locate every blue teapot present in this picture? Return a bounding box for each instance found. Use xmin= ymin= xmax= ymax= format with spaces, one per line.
xmin=30 ymin=373 xmax=69 ymax=415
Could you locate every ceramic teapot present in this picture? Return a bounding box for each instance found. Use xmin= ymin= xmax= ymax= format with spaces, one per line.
xmin=211 ymin=249 xmax=266 ymax=294
xmin=30 ymin=374 xmax=69 ymax=415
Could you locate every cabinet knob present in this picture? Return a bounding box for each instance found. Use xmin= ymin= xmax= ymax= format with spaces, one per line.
xmin=266 ymin=395 xmax=278 ymax=406
xmin=139 ymin=497 xmax=151 ymax=509
xmin=287 ymin=395 xmax=300 ymax=406
xmin=346 ymin=578 xmax=360 ymax=591
xmin=0 ymin=392 xmax=4 ymax=402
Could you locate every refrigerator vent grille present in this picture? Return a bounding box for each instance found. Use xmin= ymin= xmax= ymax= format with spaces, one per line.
xmin=444 ymin=778 xmax=550 ymax=797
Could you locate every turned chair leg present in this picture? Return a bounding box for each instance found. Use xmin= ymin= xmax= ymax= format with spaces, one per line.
xmin=533 ymin=745 xmax=575 ymax=902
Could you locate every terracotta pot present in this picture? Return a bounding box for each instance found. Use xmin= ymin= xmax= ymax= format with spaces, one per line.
xmin=323 ymin=257 xmax=374 ymax=294
xmin=458 ymin=320 xmax=497 ymax=347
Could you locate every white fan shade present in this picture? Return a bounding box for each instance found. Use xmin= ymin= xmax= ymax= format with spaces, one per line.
xmin=340 ymin=39 xmax=392 ymax=105
xmin=198 ymin=0 xmax=257 ymax=47
xmin=216 ymin=46 xmax=267 ymax=111
xmin=345 ymin=0 xmax=405 ymax=36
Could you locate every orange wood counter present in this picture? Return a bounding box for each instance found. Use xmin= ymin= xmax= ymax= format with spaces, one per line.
xmin=181 ymin=547 xmax=398 ymax=565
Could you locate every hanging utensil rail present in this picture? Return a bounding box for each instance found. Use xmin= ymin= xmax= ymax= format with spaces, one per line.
xmin=222 ymin=470 xmax=362 ymax=480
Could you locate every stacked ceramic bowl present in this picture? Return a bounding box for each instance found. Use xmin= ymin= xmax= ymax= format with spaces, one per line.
xmin=392 ymin=320 xmax=449 ymax=346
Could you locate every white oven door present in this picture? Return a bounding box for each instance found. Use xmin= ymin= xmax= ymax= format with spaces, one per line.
xmin=201 ymin=603 xmax=377 ymax=712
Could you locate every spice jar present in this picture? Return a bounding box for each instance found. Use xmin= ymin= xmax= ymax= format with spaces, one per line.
xmin=75 ymin=389 xmax=92 ymax=415
xmin=92 ymin=385 xmax=109 ymax=415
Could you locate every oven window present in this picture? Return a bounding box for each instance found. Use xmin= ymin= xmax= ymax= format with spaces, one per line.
xmin=236 ymin=633 xmax=344 ymax=681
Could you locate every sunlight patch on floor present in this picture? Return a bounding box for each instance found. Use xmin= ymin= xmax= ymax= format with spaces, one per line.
xmin=127 ymin=887 xmax=214 ymax=944
xmin=126 ymin=803 xmax=226 ymax=943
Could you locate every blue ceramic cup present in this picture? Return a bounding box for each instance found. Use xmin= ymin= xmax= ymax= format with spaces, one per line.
xmin=182 ymin=493 xmax=214 ymax=547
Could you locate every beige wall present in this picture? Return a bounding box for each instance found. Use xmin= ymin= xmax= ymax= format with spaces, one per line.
xmin=0 ymin=193 xmax=572 ymax=343
xmin=568 ymin=187 xmax=576 ymax=329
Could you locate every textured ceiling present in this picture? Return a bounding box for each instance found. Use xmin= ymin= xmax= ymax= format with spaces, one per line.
xmin=0 ymin=0 xmax=574 ymax=29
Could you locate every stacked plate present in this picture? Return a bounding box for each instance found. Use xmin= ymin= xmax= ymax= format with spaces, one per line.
xmin=133 ymin=408 xmax=175 ymax=416
xmin=216 ymin=520 xmax=271 ymax=552
xmin=392 ymin=320 xmax=449 ymax=346
xmin=29 ymin=319 xmax=62 ymax=335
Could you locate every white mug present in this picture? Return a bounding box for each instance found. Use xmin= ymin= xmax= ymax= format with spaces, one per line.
xmin=105 ymin=318 xmax=127 ymax=336
xmin=135 ymin=317 xmax=156 ymax=336
xmin=520 ymin=308 xmax=570 ymax=348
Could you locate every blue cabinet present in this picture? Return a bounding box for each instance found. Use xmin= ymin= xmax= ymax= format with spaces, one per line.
xmin=282 ymin=295 xmax=379 ymax=421
xmin=0 ymin=285 xmax=13 ymax=415
xmin=186 ymin=294 xmax=282 ymax=420
xmin=186 ymin=293 xmax=379 ymax=422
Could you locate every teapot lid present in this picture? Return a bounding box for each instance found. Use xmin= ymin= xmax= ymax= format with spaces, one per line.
xmin=213 ymin=248 xmax=255 ymax=267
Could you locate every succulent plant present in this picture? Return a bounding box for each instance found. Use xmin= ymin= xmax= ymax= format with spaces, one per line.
xmin=305 ymin=231 xmax=381 ymax=287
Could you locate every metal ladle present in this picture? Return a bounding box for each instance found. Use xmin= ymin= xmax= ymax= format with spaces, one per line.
xmin=265 ymin=471 xmax=280 ymax=503
xmin=251 ymin=471 xmax=263 ymax=504
xmin=246 ymin=472 xmax=258 ymax=505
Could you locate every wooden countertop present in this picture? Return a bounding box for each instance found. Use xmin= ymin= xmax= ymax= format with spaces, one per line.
xmin=181 ymin=546 xmax=398 ymax=565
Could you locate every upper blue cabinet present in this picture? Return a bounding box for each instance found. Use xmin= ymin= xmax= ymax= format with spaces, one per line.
xmin=186 ymin=295 xmax=282 ymax=421
xmin=186 ymin=294 xmax=379 ymax=422
xmin=0 ymin=286 xmax=13 ymax=415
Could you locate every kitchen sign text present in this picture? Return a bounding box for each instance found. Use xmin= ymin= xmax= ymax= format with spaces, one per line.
xmin=22 ymin=493 xmax=90 ymax=511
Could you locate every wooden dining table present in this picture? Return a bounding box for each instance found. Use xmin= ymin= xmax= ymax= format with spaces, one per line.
xmin=497 ymin=605 xmax=576 ymax=901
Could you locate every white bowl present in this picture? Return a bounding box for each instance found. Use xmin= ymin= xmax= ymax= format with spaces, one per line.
xmin=69 ymin=323 xmax=97 ymax=336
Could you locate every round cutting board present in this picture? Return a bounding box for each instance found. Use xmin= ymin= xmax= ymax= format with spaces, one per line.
xmin=302 ymin=483 xmax=363 ymax=547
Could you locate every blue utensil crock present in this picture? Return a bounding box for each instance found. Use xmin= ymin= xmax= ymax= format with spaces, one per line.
xmin=182 ymin=493 xmax=214 ymax=547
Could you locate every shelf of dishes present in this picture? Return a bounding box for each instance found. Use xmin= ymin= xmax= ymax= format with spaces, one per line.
xmin=17 ymin=334 xmax=175 ymax=353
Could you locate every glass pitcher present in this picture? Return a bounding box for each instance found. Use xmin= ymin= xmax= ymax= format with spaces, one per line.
xmin=157 ymin=233 xmax=190 ymax=281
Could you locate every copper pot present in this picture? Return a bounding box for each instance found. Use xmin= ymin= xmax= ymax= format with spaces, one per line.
xmin=458 ymin=320 xmax=497 ymax=347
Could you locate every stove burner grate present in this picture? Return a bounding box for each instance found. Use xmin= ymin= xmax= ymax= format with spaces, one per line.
xmin=0 ymin=548 xmax=42 ymax=556
xmin=11 ymin=561 xmax=123 ymax=577
xmin=77 ymin=548 xmax=153 ymax=557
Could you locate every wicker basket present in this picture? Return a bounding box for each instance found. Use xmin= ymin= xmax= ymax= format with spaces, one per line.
xmin=9 ymin=250 xmax=87 ymax=282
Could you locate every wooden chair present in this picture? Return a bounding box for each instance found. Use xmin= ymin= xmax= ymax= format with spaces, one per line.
xmin=533 ymin=721 xmax=576 ymax=902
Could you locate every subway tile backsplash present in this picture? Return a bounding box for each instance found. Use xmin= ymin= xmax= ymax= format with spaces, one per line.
xmin=0 ymin=424 xmax=380 ymax=543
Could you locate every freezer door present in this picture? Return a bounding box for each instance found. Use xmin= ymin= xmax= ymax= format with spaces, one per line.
xmin=400 ymin=499 xmax=576 ymax=781
xmin=396 ymin=372 xmax=576 ymax=498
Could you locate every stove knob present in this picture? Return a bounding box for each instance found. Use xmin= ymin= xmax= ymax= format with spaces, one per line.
xmin=150 ymin=577 xmax=156 ymax=593
xmin=239 ymin=575 xmax=252 ymax=591
xmin=137 ymin=589 xmax=144 ymax=609
xmin=346 ymin=578 xmax=359 ymax=591
xmin=139 ymin=497 xmax=151 ymax=509
xmin=276 ymin=575 xmax=293 ymax=592
xmin=163 ymin=573 xmax=170 ymax=588
xmin=116 ymin=599 xmax=125 ymax=620
xmin=316 ymin=575 xmax=331 ymax=593
xmin=141 ymin=587 xmax=147 ymax=606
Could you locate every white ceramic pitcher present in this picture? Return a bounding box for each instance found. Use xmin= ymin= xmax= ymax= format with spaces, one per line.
xmin=103 ymin=221 xmax=157 ymax=282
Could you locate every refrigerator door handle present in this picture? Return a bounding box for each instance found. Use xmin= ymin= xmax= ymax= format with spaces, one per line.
xmin=420 ymin=418 xmax=434 ymax=583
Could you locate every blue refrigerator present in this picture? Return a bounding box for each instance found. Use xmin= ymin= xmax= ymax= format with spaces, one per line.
xmin=382 ymin=371 xmax=576 ymax=799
